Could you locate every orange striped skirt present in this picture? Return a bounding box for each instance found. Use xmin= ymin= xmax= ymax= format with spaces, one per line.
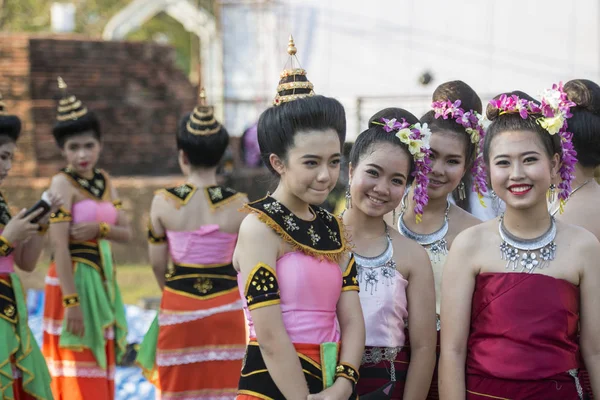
xmin=42 ymin=262 xmax=116 ymax=400
xmin=141 ymin=286 xmax=246 ymax=400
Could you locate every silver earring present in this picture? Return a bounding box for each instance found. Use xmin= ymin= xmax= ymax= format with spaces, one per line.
xmin=548 ymin=184 xmax=556 ymax=203
xmin=458 ymin=181 xmax=466 ymax=201
xmin=345 ymin=186 xmax=352 ymax=209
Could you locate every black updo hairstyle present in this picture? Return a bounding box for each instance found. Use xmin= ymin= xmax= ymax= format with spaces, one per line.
xmin=564 ymin=79 xmax=600 ymax=168
xmin=347 ymin=107 xmax=419 ymax=184
xmin=0 ymin=115 xmax=21 ymax=145
xmin=52 ymin=112 xmax=101 ymax=148
xmin=258 ymin=95 xmax=346 ymax=175
xmin=176 ymin=113 xmax=229 ymax=168
xmin=420 ymin=81 xmax=482 ymax=211
xmin=484 ymin=90 xmax=562 ymax=171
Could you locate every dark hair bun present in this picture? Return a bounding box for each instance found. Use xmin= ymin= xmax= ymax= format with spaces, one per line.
xmin=564 ymin=79 xmax=600 ymax=167
xmin=564 ymin=79 xmax=600 ymax=114
xmin=368 ymin=107 xmax=419 ymax=128
xmin=52 ymin=112 xmax=100 ymax=147
xmin=485 ymin=90 xmax=537 ymax=121
xmin=0 ymin=115 xmax=21 ymax=142
xmin=433 ymin=80 xmax=482 ymax=114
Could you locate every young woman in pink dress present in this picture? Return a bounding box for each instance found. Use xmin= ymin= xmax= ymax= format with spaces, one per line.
xmin=136 ymin=89 xmax=248 ymax=399
xmin=233 ymin=37 xmax=365 ymax=400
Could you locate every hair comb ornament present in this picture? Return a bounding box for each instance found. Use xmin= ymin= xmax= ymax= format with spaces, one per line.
xmin=273 ymin=35 xmax=315 ymax=106
xmin=487 ymin=83 xmax=577 ymax=213
xmin=372 ymin=118 xmax=433 ymax=223
xmin=431 ymin=99 xmax=490 ymax=206
xmin=186 ymin=87 xmax=221 ymax=136
xmin=56 ymin=77 xmax=89 ymax=122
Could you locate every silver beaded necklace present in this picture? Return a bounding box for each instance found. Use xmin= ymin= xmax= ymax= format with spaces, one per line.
xmin=499 ymin=214 xmax=557 ymax=273
xmin=398 ymin=189 xmax=450 ymax=263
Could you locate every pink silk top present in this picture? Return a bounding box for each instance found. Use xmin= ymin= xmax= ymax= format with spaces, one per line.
xmin=166 ymin=225 xmax=238 ymax=264
xmin=72 ymin=199 xmax=118 ymax=225
xmin=0 ymin=229 xmax=14 ymax=274
xmin=355 ymin=240 xmax=409 ymax=348
xmin=467 ymin=273 xmax=581 ymax=380
xmin=238 ymin=251 xmax=343 ymax=345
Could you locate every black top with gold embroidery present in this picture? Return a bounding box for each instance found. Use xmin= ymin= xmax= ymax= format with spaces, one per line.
xmin=158 ymin=183 xmax=197 ymax=206
xmin=204 ymin=185 xmax=245 ymax=211
xmin=243 ymin=196 xmax=348 ymax=262
xmin=0 ymin=191 xmax=11 ymax=230
xmin=60 ymin=167 xmax=110 ymax=201
xmin=157 ymin=183 xmax=245 ymax=212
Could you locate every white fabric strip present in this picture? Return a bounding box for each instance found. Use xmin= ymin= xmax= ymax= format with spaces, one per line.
xmin=45 ymin=359 xmax=115 ymax=379
xmin=156 ymin=347 xmax=246 ymax=367
xmin=159 ymin=300 xmax=243 ymax=326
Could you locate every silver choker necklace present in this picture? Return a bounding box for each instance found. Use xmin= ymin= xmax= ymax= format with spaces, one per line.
xmin=398 ymin=190 xmax=450 ymax=262
xmin=499 ymin=215 xmax=557 ymax=273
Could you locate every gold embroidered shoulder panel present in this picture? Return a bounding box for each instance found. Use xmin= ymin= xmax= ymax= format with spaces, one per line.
xmin=60 ymin=167 xmax=110 ymax=201
xmin=243 ymin=196 xmax=348 ymax=262
xmin=0 ymin=191 xmax=11 ymax=230
xmin=157 ymin=183 xmax=197 ymax=207
xmin=204 ymin=185 xmax=245 ymax=211
xmin=49 ymin=207 xmax=73 ymax=224
xmin=342 ymin=255 xmax=359 ymax=292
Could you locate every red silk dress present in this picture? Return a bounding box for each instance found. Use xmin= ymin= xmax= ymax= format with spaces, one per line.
xmin=466 ymin=273 xmax=590 ymax=400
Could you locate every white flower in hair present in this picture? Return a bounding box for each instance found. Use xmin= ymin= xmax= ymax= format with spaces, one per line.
xmin=413 ymin=123 xmax=432 ymax=148
xmin=541 ymin=88 xmax=562 ymax=109
xmin=477 ymin=113 xmax=491 ymax=130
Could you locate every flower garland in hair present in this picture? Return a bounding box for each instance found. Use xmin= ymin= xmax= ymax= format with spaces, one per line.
xmin=488 ymin=83 xmax=577 ymax=213
xmin=431 ymin=99 xmax=490 ymax=206
xmin=373 ymin=118 xmax=432 ymax=223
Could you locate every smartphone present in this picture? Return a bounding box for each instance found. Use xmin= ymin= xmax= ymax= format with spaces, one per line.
xmin=24 ymin=191 xmax=51 ymax=223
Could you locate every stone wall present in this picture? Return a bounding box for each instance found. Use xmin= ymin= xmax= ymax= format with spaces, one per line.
xmin=0 ymin=34 xmax=197 ymax=177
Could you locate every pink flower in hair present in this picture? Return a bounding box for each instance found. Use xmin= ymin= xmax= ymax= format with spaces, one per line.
xmin=485 ymin=83 xmax=578 ymax=212
xmin=431 ymin=98 xmax=489 ymax=205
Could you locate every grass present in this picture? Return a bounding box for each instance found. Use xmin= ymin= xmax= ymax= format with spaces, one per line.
xmin=17 ymin=263 xmax=162 ymax=306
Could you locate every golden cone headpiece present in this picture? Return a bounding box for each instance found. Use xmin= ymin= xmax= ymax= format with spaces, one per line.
xmin=273 ymin=35 xmax=315 ymax=106
xmin=56 ymin=77 xmax=89 ymax=122
xmin=186 ymin=88 xmax=221 ymax=136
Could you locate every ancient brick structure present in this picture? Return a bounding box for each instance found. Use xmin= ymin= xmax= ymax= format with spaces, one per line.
xmin=0 ymin=34 xmax=197 ymax=177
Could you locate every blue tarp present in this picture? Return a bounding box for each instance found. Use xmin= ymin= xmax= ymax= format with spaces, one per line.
xmin=26 ymin=289 xmax=157 ymax=400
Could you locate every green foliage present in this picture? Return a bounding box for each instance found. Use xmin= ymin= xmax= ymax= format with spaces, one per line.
xmin=0 ymin=0 xmax=128 ymax=35
xmin=126 ymin=12 xmax=197 ymax=77
xmin=0 ymin=0 xmax=209 ymax=78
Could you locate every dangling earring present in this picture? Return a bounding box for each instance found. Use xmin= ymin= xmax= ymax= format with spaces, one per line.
xmin=345 ymin=186 xmax=352 ymax=209
xmin=548 ymin=184 xmax=556 ymax=203
xmin=490 ymin=190 xmax=497 ymax=199
xmin=458 ymin=181 xmax=466 ymax=201
xmin=392 ymin=208 xmax=397 ymax=225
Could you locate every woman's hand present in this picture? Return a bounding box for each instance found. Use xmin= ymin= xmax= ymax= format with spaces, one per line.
xmin=307 ymin=379 xmax=353 ymax=400
xmin=70 ymin=222 xmax=100 ymax=241
xmin=65 ymin=305 xmax=85 ymax=337
xmin=3 ymin=208 xmax=44 ymax=243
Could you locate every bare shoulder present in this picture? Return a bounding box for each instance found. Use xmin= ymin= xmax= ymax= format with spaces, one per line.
xmin=238 ymin=212 xmax=279 ymax=241
xmin=223 ymin=194 xmax=249 ymax=214
xmin=449 ymin=204 xmax=482 ymax=231
xmin=557 ymin=220 xmax=600 ymax=251
xmin=451 ymin=218 xmax=494 ymax=254
xmin=50 ymin=172 xmax=72 ymax=191
xmin=388 ymin=228 xmax=429 ymax=265
xmin=150 ymin=191 xmax=171 ymax=214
